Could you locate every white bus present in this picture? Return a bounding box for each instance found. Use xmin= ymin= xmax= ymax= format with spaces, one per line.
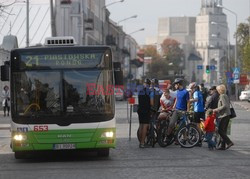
xmin=1 ymin=37 xmax=116 ymax=159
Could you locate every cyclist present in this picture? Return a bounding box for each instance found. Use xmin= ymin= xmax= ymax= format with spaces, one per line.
xmin=158 ymin=88 xmax=174 ymax=121
xmin=189 ymin=82 xmax=205 ymax=146
xmin=150 ymin=78 xmax=163 ymax=113
xmin=166 ymin=78 xmax=190 ymax=138
xmin=137 ymin=78 xmax=151 ymax=148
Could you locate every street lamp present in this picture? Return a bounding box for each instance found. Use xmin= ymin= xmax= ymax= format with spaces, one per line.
xmin=26 ymin=0 xmax=29 ymax=47
xmin=128 ymin=28 xmax=145 ymax=35
xmin=105 ymin=0 xmax=124 ymax=8
xmin=211 ymin=21 xmax=230 ymax=72
xmin=217 ymin=4 xmax=238 ymax=100
xmin=117 ymin=15 xmax=137 ymax=25
xmin=102 ymin=0 xmax=125 ymax=44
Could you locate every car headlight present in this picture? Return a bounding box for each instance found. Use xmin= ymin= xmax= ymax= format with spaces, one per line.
xmin=13 ymin=134 xmax=27 ymax=141
xmin=101 ymin=131 xmax=114 ymax=138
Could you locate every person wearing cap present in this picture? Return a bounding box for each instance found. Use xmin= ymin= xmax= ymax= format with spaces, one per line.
xmin=167 ymin=78 xmax=190 ymax=137
xmin=205 ymin=86 xmax=219 ymax=110
xmin=137 ymin=78 xmax=152 ymax=148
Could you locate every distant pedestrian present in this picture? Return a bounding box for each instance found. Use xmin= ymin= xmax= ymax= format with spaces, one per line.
xmin=2 ymin=85 xmax=10 ymax=117
xmin=204 ymin=109 xmax=216 ymax=150
xmin=213 ymin=84 xmax=234 ymax=150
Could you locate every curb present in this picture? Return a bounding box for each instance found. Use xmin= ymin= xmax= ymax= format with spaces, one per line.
xmin=233 ymin=102 xmax=250 ymax=111
xmin=0 ymin=124 xmax=10 ymax=130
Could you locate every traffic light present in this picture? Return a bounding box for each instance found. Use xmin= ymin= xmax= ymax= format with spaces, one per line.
xmin=206 ymin=65 xmax=210 ymax=74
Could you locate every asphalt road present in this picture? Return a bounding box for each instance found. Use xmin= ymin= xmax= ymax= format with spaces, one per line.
xmin=0 ymin=101 xmax=249 ymax=179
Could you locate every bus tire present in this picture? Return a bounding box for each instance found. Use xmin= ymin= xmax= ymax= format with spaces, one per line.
xmin=97 ymin=149 xmax=110 ymax=157
xmin=14 ymin=151 xmax=26 ymax=159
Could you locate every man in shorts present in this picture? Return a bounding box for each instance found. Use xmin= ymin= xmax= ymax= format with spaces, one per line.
xmin=137 ymin=78 xmax=152 ymax=148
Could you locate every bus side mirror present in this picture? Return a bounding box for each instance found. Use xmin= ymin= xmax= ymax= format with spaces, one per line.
xmin=1 ymin=64 xmax=10 ymax=81
xmin=113 ymin=62 xmax=123 ymax=85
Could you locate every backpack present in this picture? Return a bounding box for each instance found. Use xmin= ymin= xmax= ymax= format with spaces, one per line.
xmin=152 ymin=88 xmax=162 ymax=112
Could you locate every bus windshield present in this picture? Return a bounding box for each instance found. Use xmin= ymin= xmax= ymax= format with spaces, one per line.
xmin=11 ymin=47 xmax=114 ymax=124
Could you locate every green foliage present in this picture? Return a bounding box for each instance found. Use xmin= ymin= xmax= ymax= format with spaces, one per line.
xmin=161 ymin=38 xmax=185 ymax=67
xmin=242 ymin=43 xmax=250 ymax=73
xmin=236 ymin=18 xmax=250 ymax=73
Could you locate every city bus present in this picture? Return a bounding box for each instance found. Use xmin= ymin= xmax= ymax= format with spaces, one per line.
xmin=1 ymin=37 xmax=116 ymax=159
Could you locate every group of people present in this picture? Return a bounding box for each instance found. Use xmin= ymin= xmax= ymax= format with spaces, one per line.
xmin=137 ymin=78 xmax=234 ymax=150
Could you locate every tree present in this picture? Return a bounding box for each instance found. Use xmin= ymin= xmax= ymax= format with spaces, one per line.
xmin=161 ymin=38 xmax=184 ymax=67
xmin=236 ymin=17 xmax=250 ymax=73
xmin=142 ymin=45 xmax=160 ymax=61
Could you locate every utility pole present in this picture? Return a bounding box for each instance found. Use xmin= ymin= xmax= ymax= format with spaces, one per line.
xmin=50 ymin=0 xmax=56 ymax=37
xmin=26 ymin=0 xmax=29 ymax=47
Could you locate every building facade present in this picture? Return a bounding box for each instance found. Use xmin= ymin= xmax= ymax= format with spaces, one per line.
xmin=157 ymin=16 xmax=196 ymax=82
xmin=195 ymin=0 xmax=228 ymax=85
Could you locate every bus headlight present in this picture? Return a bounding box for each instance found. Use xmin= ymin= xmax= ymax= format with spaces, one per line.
xmin=101 ymin=131 xmax=114 ymax=138
xmin=13 ymin=134 xmax=27 ymax=141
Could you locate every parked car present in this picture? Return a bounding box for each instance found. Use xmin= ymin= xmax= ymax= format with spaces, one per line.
xmin=239 ymin=90 xmax=250 ymax=101
xmin=115 ymin=87 xmax=124 ymax=101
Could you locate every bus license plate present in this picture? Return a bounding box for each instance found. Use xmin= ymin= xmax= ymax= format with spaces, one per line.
xmin=53 ymin=144 xmax=76 ymax=150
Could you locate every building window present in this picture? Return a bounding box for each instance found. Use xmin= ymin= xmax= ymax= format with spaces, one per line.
xmin=61 ymin=0 xmax=71 ymax=4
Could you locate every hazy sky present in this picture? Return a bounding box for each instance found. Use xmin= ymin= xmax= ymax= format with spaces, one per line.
xmin=0 ymin=0 xmax=249 ymax=46
xmin=107 ymin=0 xmax=250 ymax=45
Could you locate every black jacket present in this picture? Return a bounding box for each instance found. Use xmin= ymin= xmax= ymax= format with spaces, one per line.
xmin=205 ymin=91 xmax=219 ymax=109
xmin=137 ymin=87 xmax=151 ymax=114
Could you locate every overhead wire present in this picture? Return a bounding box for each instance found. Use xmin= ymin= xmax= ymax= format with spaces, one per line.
xmin=39 ymin=21 xmax=50 ymax=44
xmin=15 ymin=6 xmax=32 ymax=36
xmin=30 ymin=6 xmax=49 ymax=44
xmin=19 ymin=6 xmax=41 ymax=46
xmin=0 ymin=7 xmax=14 ymax=33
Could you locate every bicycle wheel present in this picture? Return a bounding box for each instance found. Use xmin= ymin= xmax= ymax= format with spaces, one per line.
xmin=146 ymin=127 xmax=157 ymax=147
xmin=177 ymin=124 xmax=200 ymax=148
xmin=157 ymin=120 xmax=175 ymax=147
xmin=157 ymin=120 xmax=169 ymax=147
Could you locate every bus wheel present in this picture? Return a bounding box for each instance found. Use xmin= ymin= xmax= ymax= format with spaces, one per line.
xmin=97 ymin=149 xmax=110 ymax=157
xmin=14 ymin=151 xmax=26 ymax=159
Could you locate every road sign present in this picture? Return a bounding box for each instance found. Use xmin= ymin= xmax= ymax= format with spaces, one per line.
xmin=233 ymin=68 xmax=240 ymax=84
xmin=210 ymin=65 xmax=216 ymax=70
xmin=197 ymin=65 xmax=203 ymax=70
xmin=233 ymin=67 xmax=240 ymax=74
xmin=240 ymin=74 xmax=248 ymax=85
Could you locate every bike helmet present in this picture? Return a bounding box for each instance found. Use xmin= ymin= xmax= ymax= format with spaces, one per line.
xmin=151 ymin=78 xmax=159 ymax=85
xmin=173 ymin=78 xmax=184 ymax=85
xmin=188 ymin=82 xmax=197 ymax=89
xmin=144 ymin=78 xmax=151 ymax=85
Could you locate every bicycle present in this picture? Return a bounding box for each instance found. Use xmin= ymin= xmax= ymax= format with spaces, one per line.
xmin=157 ymin=110 xmax=201 ymax=148
xmin=157 ymin=110 xmax=175 ymax=147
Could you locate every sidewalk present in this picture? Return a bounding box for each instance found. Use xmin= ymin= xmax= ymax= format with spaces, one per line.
xmin=0 ymin=110 xmax=11 ymax=130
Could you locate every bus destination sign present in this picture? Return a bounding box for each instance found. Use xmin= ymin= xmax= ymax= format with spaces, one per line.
xmin=20 ymin=53 xmax=102 ymax=68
